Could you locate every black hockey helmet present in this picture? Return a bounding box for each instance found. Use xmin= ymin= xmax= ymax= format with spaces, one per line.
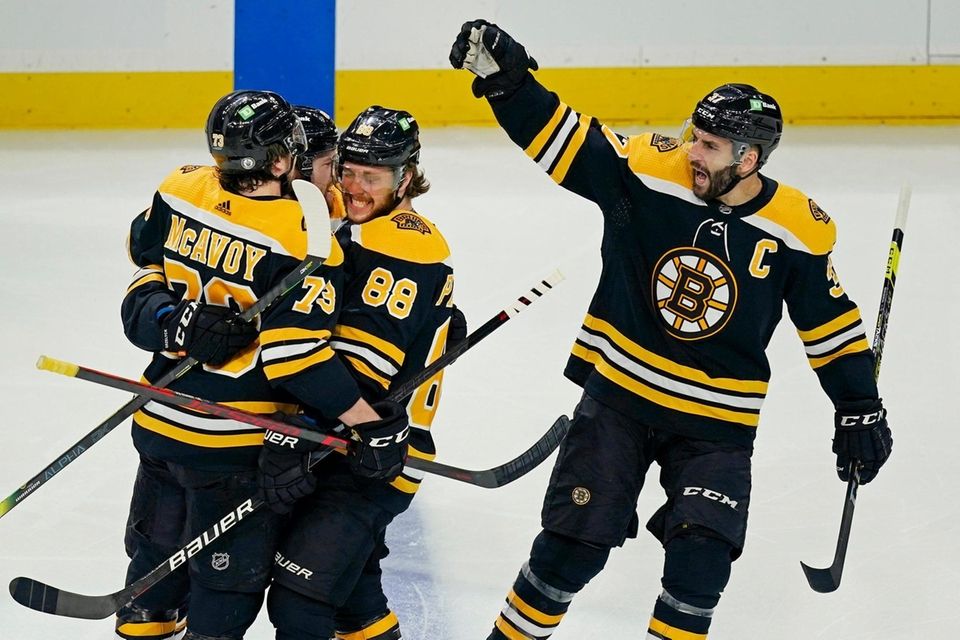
xmin=338 ymin=106 xmax=420 ymax=169
xmin=206 ymin=90 xmax=307 ymax=172
xmin=691 ymin=84 xmax=783 ymax=166
xmin=293 ymin=105 xmax=338 ymax=177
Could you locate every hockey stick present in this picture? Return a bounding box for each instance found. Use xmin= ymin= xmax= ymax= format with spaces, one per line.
xmin=11 ymin=270 xmax=567 ymax=619
xmin=34 ymin=357 xmax=571 ymax=489
xmin=0 ymin=180 xmax=329 ymax=521
xmin=800 ymin=185 xmax=910 ymax=593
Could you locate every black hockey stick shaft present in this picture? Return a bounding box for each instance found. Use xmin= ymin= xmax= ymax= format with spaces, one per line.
xmin=800 ymin=185 xmax=910 ymax=593
xmin=11 ymin=270 xmax=567 ymax=619
xmin=0 ymin=180 xmax=329 ymax=521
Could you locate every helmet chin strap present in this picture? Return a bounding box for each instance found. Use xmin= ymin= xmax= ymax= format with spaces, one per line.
xmin=714 ymin=143 xmax=762 ymax=199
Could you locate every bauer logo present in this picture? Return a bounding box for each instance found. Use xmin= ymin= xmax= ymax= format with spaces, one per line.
xmin=651 ymin=247 xmax=737 ymax=341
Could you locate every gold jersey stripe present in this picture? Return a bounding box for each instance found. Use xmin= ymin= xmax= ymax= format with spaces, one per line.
xmin=648 ymin=616 xmax=707 ymax=640
xmin=261 ymin=327 xmax=332 ymax=345
xmin=808 ymin=337 xmax=871 ymax=369
xmin=125 ymin=272 xmax=166 ymax=295
xmin=572 ymin=344 xmax=760 ymax=427
xmin=344 ymin=355 xmax=391 ymax=390
xmin=584 ymin=314 xmax=768 ymax=394
xmin=550 ymin=113 xmax=591 ymax=183
xmin=263 ymin=345 xmax=336 ymax=379
xmin=335 ymin=610 xmax=399 ymax=640
xmin=507 ymin=589 xmax=565 ymax=626
xmin=525 ymin=102 xmax=569 ymax=160
xmin=334 ymin=324 xmax=406 ymax=366
xmin=134 ymin=410 xmax=263 ymax=448
xmin=389 ymin=475 xmax=421 ymax=494
xmin=797 ymin=308 xmax=862 ymax=342
xmin=222 ymin=399 xmax=298 ymax=414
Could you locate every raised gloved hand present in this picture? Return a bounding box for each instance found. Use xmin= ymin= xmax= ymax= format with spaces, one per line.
xmin=257 ymin=414 xmax=321 ymax=514
xmin=833 ymin=399 xmax=892 ymax=484
xmin=449 ymin=19 xmax=539 ymax=99
xmin=348 ymin=401 xmax=410 ymax=481
xmin=160 ymin=300 xmax=257 ymax=366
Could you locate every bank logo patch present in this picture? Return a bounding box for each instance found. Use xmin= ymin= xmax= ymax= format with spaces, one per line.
xmin=652 ymin=247 xmax=737 ymax=341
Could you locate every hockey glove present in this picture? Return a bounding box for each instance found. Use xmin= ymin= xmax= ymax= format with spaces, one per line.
xmin=257 ymin=414 xmax=321 ymax=514
xmin=160 ymin=300 xmax=257 ymax=366
xmin=449 ymin=19 xmax=539 ymax=99
xmin=448 ymin=304 xmax=468 ymax=347
xmin=833 ymin=398 xmax=892 ymax=484
xmin=348 ymin=401 xmax=410 ymax=481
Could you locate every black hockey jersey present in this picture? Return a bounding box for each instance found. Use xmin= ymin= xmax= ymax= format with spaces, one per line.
xmin=488 ymin=79 xmax=879 ymax=446
xmin=330 ymin=188 xmax=455 ymax=497
xmin=122 ymin=165 xmax=361 ymax=470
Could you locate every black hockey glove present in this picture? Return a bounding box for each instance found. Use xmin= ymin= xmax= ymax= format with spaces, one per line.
xmin=449 ymin=19 xmax=539 ymax=99
xmin=448 ymin=304 xmax=468 ymax=347
xmin=257 ymin=414 xmax=321 ymax=514
xmin=348 ymin=401 xmax=410 ymax=481
xmin=832 ymin=399 xmax=892 ymax=484
xmin=160 ymin=300 xmax=257 ymax=366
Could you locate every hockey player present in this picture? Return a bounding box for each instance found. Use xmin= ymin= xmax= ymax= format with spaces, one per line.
xmin=450 ymin=21 xmax=893 ymax=639
xmin=291 ymin=105 xmax=341 ymax=222
xmin=261 ymin=106 xmax=456 ymax=640
xmin=118 ymin=90 xmax=407 ymax=640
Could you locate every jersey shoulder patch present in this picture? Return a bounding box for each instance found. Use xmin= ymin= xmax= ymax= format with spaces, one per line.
xmin=353 ymin=210 xmax=450 ymax=265
xmin=747 ymin=183 xmax=837 ymax=255
xmin=623 ymin=132 xmax=695 ymax=193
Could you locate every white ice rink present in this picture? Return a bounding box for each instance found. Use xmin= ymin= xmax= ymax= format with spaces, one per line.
xmin=0 ymin=123 xmax=958 ymax=639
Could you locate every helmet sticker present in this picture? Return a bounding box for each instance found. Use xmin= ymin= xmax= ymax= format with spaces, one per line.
xmin=237 ymin=105 xmax=255 ymax=121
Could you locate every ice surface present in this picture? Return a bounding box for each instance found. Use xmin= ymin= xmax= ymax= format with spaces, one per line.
xmin=1 ymin=124 xmax=957 ymax=639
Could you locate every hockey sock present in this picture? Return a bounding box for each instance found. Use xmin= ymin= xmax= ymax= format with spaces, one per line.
xmin=488 ymin=530 xmax=611 ymax=639
xmin=335 ymin=609 xmax=401 ymax=639
xmin=647 ymin=534 xmax=735 ymax=638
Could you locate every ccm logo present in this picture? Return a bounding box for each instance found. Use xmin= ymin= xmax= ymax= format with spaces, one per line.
xmin=683 ymin=486 xmax=739 ymax=510
xmin=367 ymin=425 xmax=410 ymax=448
xmin=840 ymin=410 xmax=885 ymax=427
xmin=264 ymin=430 xmax=300 ymax=449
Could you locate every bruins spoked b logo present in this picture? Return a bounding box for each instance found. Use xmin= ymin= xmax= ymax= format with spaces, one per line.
xmin=652 ymin=247 xmax=737 ymax=340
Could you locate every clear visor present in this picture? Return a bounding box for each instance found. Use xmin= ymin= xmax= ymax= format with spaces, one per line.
xmin=284 ymin=119 xmax=308 ymax=157
xmin=679 ymin=118 xmax=748 ymax=167
xmin=335 ymin=159 xmax=403 ymax=191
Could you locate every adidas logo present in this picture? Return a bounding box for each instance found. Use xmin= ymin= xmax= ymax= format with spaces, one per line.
xmin=214 ymin=200 xmax=232 ymax=215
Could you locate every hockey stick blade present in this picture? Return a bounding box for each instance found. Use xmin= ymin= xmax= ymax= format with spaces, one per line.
xmin=10 ymin=496 xmax=263 ymax=619
xmin=366 ymin=415 xmax=569 ymax=489
xmin=799 ymin=465 xmax=860 ymax=593
xmin=0 ymin=180 xmax=329 ymax=521
xmin=9 ymin=576 xmax=123 ymax=620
